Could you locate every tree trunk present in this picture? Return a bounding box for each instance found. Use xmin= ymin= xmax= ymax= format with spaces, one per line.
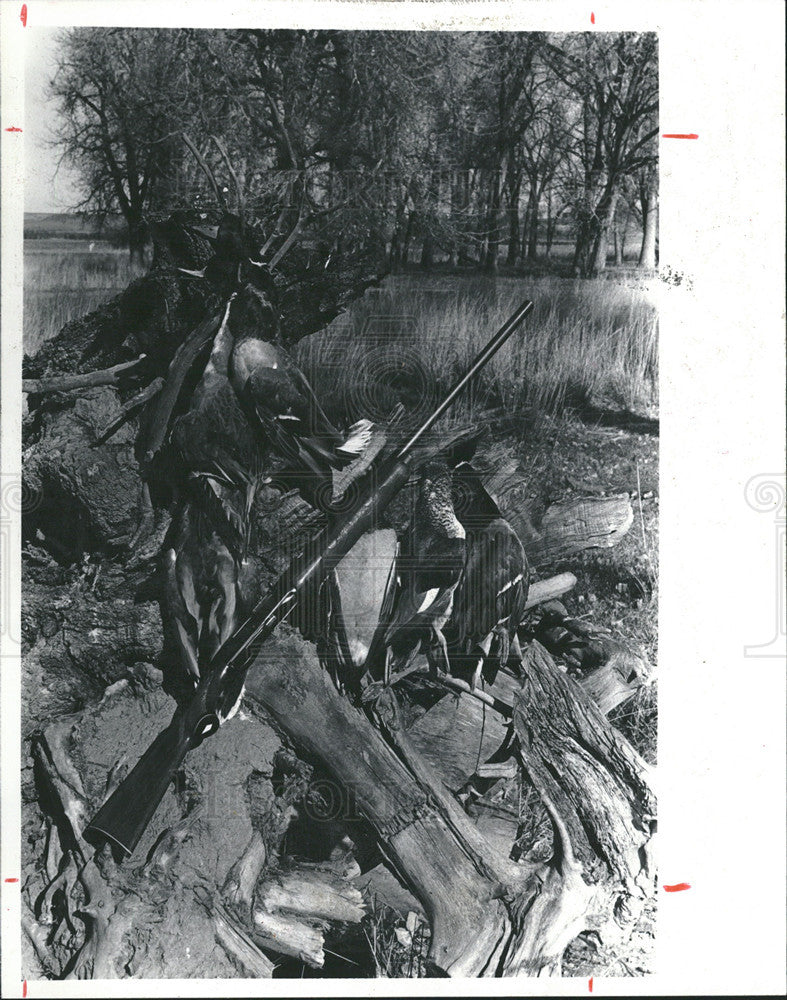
xmin=458 ymin=169 xmax=474 ymax=267
xmin=545 ymin=191 xmax=555 ymax=258
xmin=638 ymin=183 xmax=658 ymax=269
xmin=448 ymin=170 xmax=461 ymax=268
xmin=389 ymin=201 xmax=406 ymax=271
xmin=613 ymin=201 xmax=624 ymax=266
xmin=401 ymin=210 xmax=415 ymax=268
xmin=589 ymin=189 xmax=618 ymax=276
xmin=127 ymin=216 xmax=147 ymax=270
xmin=506 ymin=177 xmax=521 ymax=266
xmin=484 ymin=172 xmax=500 ymax=273
xmin=526 ymin=186 xmax=541 ymax=261
xmin=420 ymin=231 xmax=434 ymax=271
xmin=572 ymin=209 xmax=595 ymax=276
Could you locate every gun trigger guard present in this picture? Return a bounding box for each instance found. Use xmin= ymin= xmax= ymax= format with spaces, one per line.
xmin=191 ymin=713 xmax=220 ymax=748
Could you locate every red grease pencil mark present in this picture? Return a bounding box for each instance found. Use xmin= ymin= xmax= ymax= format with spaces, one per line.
xmin=589 ymin=976 xmax=594 ymax=992
xmin=663 ymin=882 xmax=691 ymax=892
xmin=5 ymin=127 xmax=23 ymax=133
xmin=662 ymin=133 xmax=698 ymax=139
xmin=20 ymin=4 xmax=28 ymax=27
xmin=4 ymin=877 xmax=19 ymax=883
xmin=590 ymin=12 xmax=595 ymax=24
xmin=23 ymin=981 xmax=28 ymax=998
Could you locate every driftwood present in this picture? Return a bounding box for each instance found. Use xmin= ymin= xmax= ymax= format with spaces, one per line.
xmin=244 ymin=628 xmax=655 ymax=977
xmin=524 ymin=571 xmax=577 ymax=609
xmin=513 ymin=640 xmax=654 ymax=896
xmin=479 ymin=454 xmax=634 ymax=569
xmin=23 ymin=356 xmax=149 ymax=395
xmin=581 ymin=652 xmax=651 ymax=716
xmin=535 ymin=495 xmax=634 ymax=563
xmin=503 ymin=494 xmax=634 ymax=568
xmin=92 ymin=377 xmax=164 ymax=447
xmin=532 ymin=602 xmax=652 ymax=714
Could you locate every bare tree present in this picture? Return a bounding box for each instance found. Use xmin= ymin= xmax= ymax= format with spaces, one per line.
xmin=50 ymin=28 xmax=203 ymax=265
xmin=547 ymin=32 xmax=658 ymax=277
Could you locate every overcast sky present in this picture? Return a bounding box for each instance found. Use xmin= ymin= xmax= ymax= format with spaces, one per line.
xmin=25 ymin=27 xmax=81 ymax=213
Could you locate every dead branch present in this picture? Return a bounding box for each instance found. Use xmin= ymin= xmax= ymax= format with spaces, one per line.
xmin=23 ymin=356 xmax=148 ymax=396
xmin=182 ymin=133 xmax=225 ymax=210
xmin=211 ymin=903 xmax=275 ymax=978
xmin=524 ymin=572 xmax=577 ymax=609
xmin=92 ymin=377 xmax=164 ymax=446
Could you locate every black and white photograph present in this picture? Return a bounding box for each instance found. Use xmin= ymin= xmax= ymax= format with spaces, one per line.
xmin=1 ymin=1 xmax=784 ymax=995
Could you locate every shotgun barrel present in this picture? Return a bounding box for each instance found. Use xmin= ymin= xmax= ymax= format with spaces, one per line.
xmin=84 ymin=299 xmax=534 ymax=856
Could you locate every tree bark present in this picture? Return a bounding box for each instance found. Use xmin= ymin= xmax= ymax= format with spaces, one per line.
xmin=525 ymin=184 xmax=541 ymax=261
xmin=545 ymin=191 xmax=555 ymax=258
xmin=590 ymin=188 xmax=618 ymax=276
xmin=505 ymin=176 xmax=521 ymax=266
xmin=638 ymin=183 xmax=658 ymax=269
xmin=484 ymin=171 xmax=501 ymax=273
xmin=23 ymin=356 xmax=148 ymax=396
xmin=127 ymin=215 xmax=147 ymax=270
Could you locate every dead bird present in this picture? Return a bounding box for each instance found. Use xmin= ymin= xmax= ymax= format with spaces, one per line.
xmin=160 ymin=308 xmax=266 ymax=697
xmin=445 ymin=461 xmax=530 ymax=689
xmin=366 ymin=460 xmax=466 ymax=684
xmin=309 ymin=528 xmax=399 ymax=697
xmin=178 ymin=208 xmax=373 ymax=507
xmin=228 ymin=276 xmax=372 ymax=508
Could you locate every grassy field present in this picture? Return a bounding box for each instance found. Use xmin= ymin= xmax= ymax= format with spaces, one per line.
xmin=297 ymin=273 xmax=658 ymax=427
xmin=26 ymin=245 xmax=658 ymax=428
xmin=24 ymin=241 xmax=146 ymax=356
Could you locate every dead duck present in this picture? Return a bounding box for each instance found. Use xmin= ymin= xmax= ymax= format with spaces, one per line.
xmin=180 ymin=207 xmax=373 ymax=506
xmin=228 ymin=273 xmax=372 ymax=508
xmin=445 ymin=461 xmax=529 ymax=689
xmin=367 ymin=460 xmax=466 ymax=684
xmin=161 ymin=308 xmax=266 ymax=696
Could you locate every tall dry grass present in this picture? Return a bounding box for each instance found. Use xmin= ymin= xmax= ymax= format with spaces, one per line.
xmin=24 ymin=244 xmax=144 ymax=357
xmin=295 ymin=274 xmax=658 ymax=428
xmin=25 ymin=249 xmax=657 ymax=430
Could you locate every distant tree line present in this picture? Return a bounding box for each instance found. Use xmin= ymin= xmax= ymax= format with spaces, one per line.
xmin=51 ymin=28 xmax=658 ymax=276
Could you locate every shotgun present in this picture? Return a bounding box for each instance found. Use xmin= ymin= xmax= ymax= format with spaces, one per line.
xmin=84 ymin=299 xmax=534 ymax=856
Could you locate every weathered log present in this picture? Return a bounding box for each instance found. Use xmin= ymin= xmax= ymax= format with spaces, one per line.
xmin=244 ymin=630 xmax=517 ymax=976
xmin=580 ymin=649 xmax=651 ymax=716
xmin=479 ymin=448 xmax=634 ymax=568
xmin=223 ymin=830 xmax=268 ymax=914
xmin=23 ymin=356 xmax=149 ymax=395
xmin=393 ymin=673 xmax=512 ymax=792
xmin=524 ymin=572 xmax=577 ymax=609
xmin=210 ymin=903 xmax=275 ymax=978
xmin=512 ymin=495 xmax=634 ymax=568
xmin=244 ymin=628 xmax=655 ymax=977
xmin=251 ymin=861 xmax=365 ymax=967
xmin=92 ymin=376 xmax=164 ymax=447
xmin=22 ymin=387 xmax=148 ymax=555
xmin=533 ymin=603 xmax=652 ymax=713
xmin=513 ymin=640 xmax=654 ymax=892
